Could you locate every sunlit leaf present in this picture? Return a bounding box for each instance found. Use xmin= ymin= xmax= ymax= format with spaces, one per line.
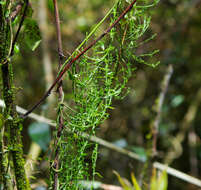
xmin=150 ymin=168 xmax=157 ymax=190
xmin=157 ymin=170 xmax=168 ymax=190
xmin=113 ymin=171 xmax=131 ymax=190
xmin=14 ymin=44 xmax=20 ymax=54
xmin=0 ymin=113 xmax=4 ymax=128
xmin=131 ymin=172 xmax=141 ymax=190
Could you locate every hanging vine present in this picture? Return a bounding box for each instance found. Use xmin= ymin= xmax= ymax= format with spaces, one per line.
xmin=50 ymin=0 xmax=159 ymax=189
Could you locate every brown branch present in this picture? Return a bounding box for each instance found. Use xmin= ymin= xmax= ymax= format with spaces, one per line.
xmin=51 ymin=0 xmax=65 ymax=189
xmin=22 ymin=0 xmax=137 ymax=118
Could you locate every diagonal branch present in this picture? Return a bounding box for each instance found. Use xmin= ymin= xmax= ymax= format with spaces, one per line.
xmin=1 ymin=99 xmax=201 ymax=187
xmin=22 ymin=0 xmax=137 ymax=118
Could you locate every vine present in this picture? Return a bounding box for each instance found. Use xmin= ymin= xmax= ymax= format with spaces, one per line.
xmin=49 ymin=0 xmax=159 ymax=189
xmin=0 ymin=0 xmax=159 ymax=189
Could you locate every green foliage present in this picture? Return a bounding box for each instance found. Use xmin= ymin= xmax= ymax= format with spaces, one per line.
xmin=0 ymin=113 xmax=4 ymax=128
xmin=23 ymin=18 xmax=41 ymax=51
xmin=14 ymin=44 xmax=20 ymax=54
xmin=150 ymin=169 xmax=168 ymax=190
xmin=53 ymin=0 xmax=159 ymax=189
xmin=114 ymin=169 xmax=168 ymax=190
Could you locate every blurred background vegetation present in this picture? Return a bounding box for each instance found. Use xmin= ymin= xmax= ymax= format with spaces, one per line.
xmin=4 ymin=0 xmax=201 ymax=189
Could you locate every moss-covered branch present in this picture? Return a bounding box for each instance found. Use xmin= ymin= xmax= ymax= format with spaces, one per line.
xmin=0 ymin=1 xmax=30 ymax=190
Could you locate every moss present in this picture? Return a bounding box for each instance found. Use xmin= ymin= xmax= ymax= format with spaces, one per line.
xmin=1 ymin=65 xmax=31 ymax=189
xmin=0 ymin=3 xmax=31 ymax=189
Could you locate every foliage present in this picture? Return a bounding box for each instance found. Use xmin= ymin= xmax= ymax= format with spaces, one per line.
xmin=0 ymin=0 xmax=199 ymax=189
xmin=114 ymin=169 xmax=168 ymax=190
xmin=0 ymin=0 xmax=163 ymax=189
xmin=23 ymin=18 xmax=41 ymax=51
xmin=52 ymin=0 xmax=159 ymax=189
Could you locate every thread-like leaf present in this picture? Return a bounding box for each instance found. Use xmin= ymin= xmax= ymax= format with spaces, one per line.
xmin=131 ymin=172 xmax=142 ymax=190
xmin=113 ymin=170 xmax=131 ymax=190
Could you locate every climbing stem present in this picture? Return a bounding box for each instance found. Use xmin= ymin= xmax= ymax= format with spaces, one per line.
xmin=51 ymin=0 xmax=65 ymax=189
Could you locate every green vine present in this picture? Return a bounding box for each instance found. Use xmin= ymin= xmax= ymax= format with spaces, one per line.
xmin=52 ymin=0 xmax=159 ymax=189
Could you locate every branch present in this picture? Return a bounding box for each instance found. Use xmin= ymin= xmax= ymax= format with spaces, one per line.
xmin=165 ymin=88 xmax=201 ymax=164
xmin=10 ymin=0 xmax=29 ymax=57
xmin=152 ymin=64 xmax=173 ymax=154
xmin=22 ymin=0 xmax=137 ymax=118
xmin=153 ymin=162 xmax=201 ymax=187
xmin=10 ymin=3 xmax=23 ymax=22
xmin=52 ymin=0 xmax=65 ymax=189
xmin=1 ymin=99 xmax=201 ymax=187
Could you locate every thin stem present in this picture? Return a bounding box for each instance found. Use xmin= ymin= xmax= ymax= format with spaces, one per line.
xmin=52 ymin=0 xmax=64 ymax=189
xmin=152 ymin=64 xmax=173 ymax=155
xmin=10 ymin=0 xmax=29 ymax=57
xmin=165 ymin=87 xmax=201 ymax=164
xmin=22 ymin=0 xmax=137 ymax=118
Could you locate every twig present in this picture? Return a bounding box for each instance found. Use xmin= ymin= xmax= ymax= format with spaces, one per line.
xmin=165 ymin=88 xmax=201 ymax=164
xmin=52 ymin=0 xmax=65 ymax=189
xmin=10 ymin=2 xmax=23 ymax=21
xmin=22 ymin=0 xmax=137 ymax=118
xmin=152 ymin=64 xmax=173 ymax=154
xmin=10 ymin=0 xmax=29 ymax=57
xmin=1 ymin=99 xmax=201 ymax=187
xmin=188 ymin=130 xmax=198 ymax=176
xmin=153 ymin=162 xmax=201 ymax=187
xmin=25 ymin=142 xmax=41 ymax=178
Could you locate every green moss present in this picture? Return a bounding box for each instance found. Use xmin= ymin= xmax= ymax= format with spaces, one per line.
xmin=0 ymin=2 xmax=31 ymax=189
